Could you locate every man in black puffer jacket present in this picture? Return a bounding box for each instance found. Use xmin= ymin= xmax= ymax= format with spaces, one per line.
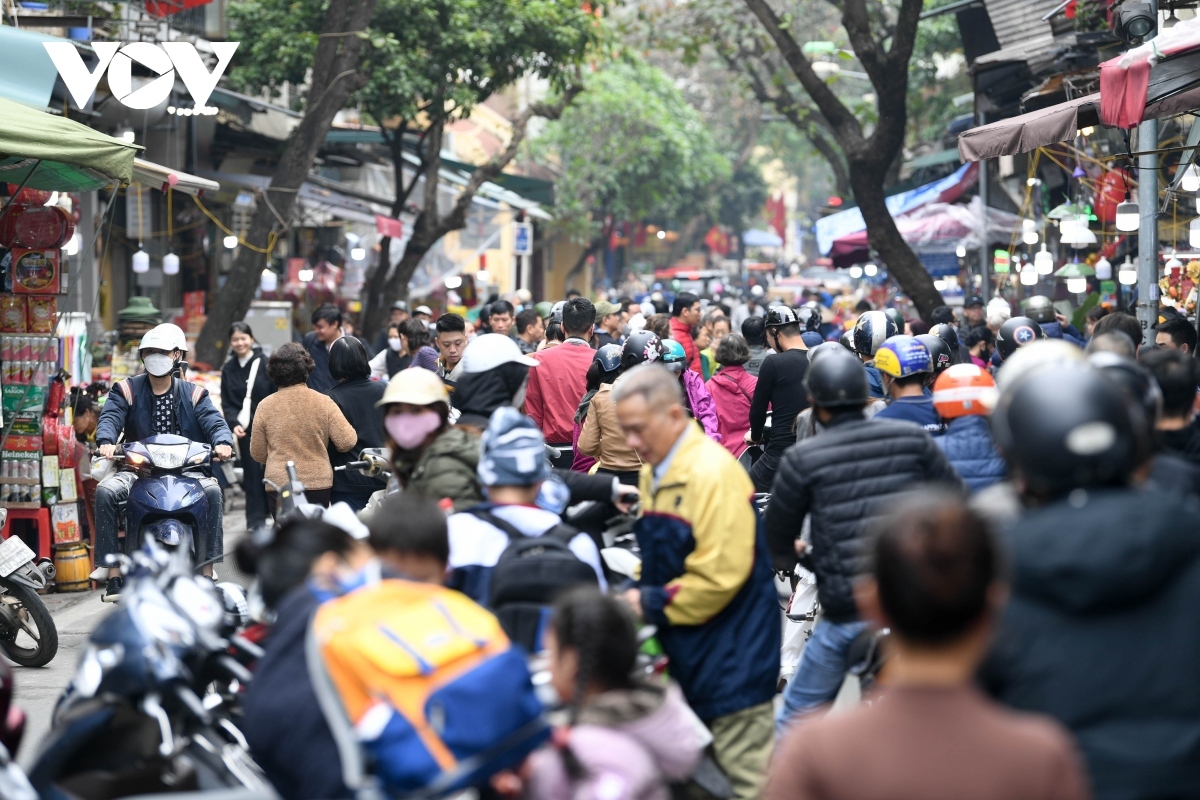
xmin=767 ymin=349 xmax=963 ymax=730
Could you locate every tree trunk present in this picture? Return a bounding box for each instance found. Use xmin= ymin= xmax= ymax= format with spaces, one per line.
xmin=848 ymin=160 xmax=942 ymax=319
xmin=666 ymin=214 xmax=705 ymax=267
xmin=194 ymin=0 xmax=379 ymax=367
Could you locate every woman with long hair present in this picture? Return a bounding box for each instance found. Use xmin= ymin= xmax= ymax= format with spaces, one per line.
xmin=220 ymin=322 xmax=276 ymax=528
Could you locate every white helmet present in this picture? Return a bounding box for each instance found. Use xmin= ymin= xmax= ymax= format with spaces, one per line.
xmin=460 ymin=333 xmax=539 ymax=374
xmin=139 ymin=323 xmax=188 ymax=353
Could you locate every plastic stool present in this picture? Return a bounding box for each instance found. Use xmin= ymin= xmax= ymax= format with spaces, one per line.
xmin=0 ymin=508 xmax=52 ymax=561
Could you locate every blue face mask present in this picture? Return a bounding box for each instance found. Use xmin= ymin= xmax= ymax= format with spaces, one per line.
xmin=536 ymin=473 xmax=571 ymax=515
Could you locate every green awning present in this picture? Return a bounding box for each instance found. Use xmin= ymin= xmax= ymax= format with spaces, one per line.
xmin=0 ymin=95 xmax=141 ymax=191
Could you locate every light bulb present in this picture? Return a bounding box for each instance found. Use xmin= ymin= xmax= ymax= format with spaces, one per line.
xmin=1115 ymin=198 xmax=1140 ymax=232
xmin=864 ymin=263 xmax=878 ymax=276
xmin=64 ymin=232 xmax=80 ymax=256
xmin=298 ymin=268 xmax=314 ymax=282
xmin=350 ymin=247 xmax=366 ymax=261
xmin=1035 ymin=245 xmax=1054 ymax=274
xmin=1020 ymin=266 xmax=1038 ymax=285
xmin=1059 ymin=217 xmax=1077 ymax=242
xmin=1067 ymin=277 xmax=1088 ymax=294
xmin=119 ymin=129 xmax=136 ymax=144
xmin=934 ymin=279 xmax=947 ymax=292
xmin=132 ymin=248 xmax=149 ymax=274
xmin=1119 ymin=257 xmax=1138 ymax=285
xmin=1022 ymin=219 xmax=1039 ymax=245
xmin=849 ymin=265 xmax=863 ymax=279
xmin=260 ymin=269 xmax=278 ymax=293
xmin=223 ymin=235 xmax=239 ymax=249
xmin=476 ymin=270 xmax=490 ymax=283
xmin=444 ymin=275 xmax=462 ymax=289
xmin=1094 ymin=255 xmax=1112 ymax=280
xmin=955 ymin=244 xmax=967 ymax=258
xmin=1190 ymin=218 xmax=1200 ymax=248
xmin=1183 ymin=163 xmax=1200 ymax=193
xmin=162 ymin=252 xmax=180 ymax=276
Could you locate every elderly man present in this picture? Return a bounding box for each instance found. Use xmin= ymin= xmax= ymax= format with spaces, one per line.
xmin=614 ymin=365 xmax=779 ymax=800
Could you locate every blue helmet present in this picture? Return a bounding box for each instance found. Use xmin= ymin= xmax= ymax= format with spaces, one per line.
xmin=594 ymin=343 xmax=623 ymax=373
xmin=801 ymin=331 xmax=825 ymax=349
xmin=874 ymin=335 xmax=932 ymax=379
xmin=661 ymin=339 xmax=687 ymax=374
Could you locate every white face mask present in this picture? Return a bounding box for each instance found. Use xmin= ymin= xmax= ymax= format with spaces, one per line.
xmin=143 ymin=353 xmax=175 ymax=378
xmin=388 ymin=337 xmax=403 ymax=352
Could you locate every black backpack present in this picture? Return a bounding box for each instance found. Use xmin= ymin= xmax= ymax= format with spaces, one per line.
xmin=469 ymin=509 xmax=599 ymax=651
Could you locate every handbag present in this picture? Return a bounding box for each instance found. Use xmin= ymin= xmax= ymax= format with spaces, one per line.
xmin=236 ymin=355 xmax=260 ymax=430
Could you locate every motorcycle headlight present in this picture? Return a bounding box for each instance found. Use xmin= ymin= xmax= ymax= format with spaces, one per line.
xmin=170 ymin=577 xmax=224 ymax=632
xmin=146 ymin=444 xmax=188 ymax=469
xmin=136 ymin=601 xmax=196 ymax=648
xmin=74 ymin=643 xmax=124 ymax=699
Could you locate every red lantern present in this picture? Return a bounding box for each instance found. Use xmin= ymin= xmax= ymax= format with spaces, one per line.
xmin=1095 ymin=169 xmax=1130 ymax=225
xmin=0 ymin=205 xmax=74 ymax=248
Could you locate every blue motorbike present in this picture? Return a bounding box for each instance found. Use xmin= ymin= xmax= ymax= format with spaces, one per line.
xmin=104 ymin=434 xmax=216 ymax=566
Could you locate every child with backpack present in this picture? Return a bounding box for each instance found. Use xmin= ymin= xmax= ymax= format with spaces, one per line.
xmin=367 ymin=491 xmax=452 ymax=584
xmin=447 ymin=407 xmax=606 ymax=650
xmin=523 ymin=587 xmax=706 ymax=800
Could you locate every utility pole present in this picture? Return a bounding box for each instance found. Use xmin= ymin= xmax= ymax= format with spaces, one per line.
xmin=1136 ymin=0 xmax=1159 ymax=336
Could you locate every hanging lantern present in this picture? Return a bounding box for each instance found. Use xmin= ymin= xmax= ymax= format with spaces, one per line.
xmin=1034 ymin=244 xmax=1054 ymax=274
xmin=260 ymin=269 xmax=278 ymax=293
xmin=162 ymin=252 xmax=180 ymax=276
xmin=132 ymin=247 xmax=149 ymax=274
xmin=1183 ymin=163 xmax=1200 ymax=193
xmin=1022 ymin=218 xmax=1039 ymax=245
xmin=1055 ymin=259 xmax=1095 ymax=295
xmin=1095 ymin=170 xmax=1131 ymax=224
xmin=1067 ymin=277 xmax=1089 ymax=293
xmin=223 ymin=235 xmax=239 ymax=249
xmin=1119 ymin=256 xmax=1138 ymax=285
xmin=1190 ymin=218 xmax=1200 ymax=248
xmin=1094 ymin=255 xmax=1112 ymax=280
xmin=1115 ymin=195 xmax=1140 ymax=232
xmin=1020 ymin=263 xmax=1038 ymax=285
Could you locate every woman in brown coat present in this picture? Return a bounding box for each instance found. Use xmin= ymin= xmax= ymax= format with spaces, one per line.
xmin=250 ymin=343 xmax=357 ymax=513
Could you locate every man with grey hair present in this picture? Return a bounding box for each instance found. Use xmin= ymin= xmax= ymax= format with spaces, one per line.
xmin=613 ymin=364 xmax=780 ymax=800
xmin=1086 ymin=330 xmax=1137 ymax=359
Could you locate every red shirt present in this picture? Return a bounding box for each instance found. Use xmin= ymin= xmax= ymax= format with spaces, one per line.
xmin=670 ymin=317 xmax=702 ymax=375
xmin=524 ymin=340 xmax=594 ymax=445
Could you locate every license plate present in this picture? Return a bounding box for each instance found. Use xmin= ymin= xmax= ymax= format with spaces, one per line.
xmin=0 ymin=536 xmax=35 ymax=578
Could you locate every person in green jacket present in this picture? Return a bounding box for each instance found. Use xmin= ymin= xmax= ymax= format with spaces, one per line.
xmin=376 ymin=367 xmax=482 ymax=512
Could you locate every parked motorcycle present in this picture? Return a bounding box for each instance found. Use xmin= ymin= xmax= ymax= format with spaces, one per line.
xmin=29 ymin=539 xmax=271 ymax=799
xmin=0 ymin=510 xmax=58 ymax=668
xmin=93 ymin=434 xmax=220 ymax=565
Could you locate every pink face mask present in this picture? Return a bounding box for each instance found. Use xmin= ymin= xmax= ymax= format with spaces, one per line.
xmin=386 ymin=410 xmax=442 ymax=450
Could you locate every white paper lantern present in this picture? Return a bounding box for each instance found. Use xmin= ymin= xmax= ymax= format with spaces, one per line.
xmin=1067 ymin=277 xmax=1088 ymax=293
xmin=260 ymin=269 xmax=278 ymax=293
xmin=162 ymin=252 xmax=180 ymax=276
xmin=132 ymin=248 xmax=150 ymax=274
xmin=1020 ymin=265 xmax=1038 ymax=285
xmin=223 ymin=235 xmax=239 ymax=249
xmin=1118 ymin=257 xmax=1138 ymax=285
xmin=1094 ymin=255 xmax=1112 ymax=280
xmin=1022 ymin=219 xmax=1039 ymax=245
xmin=1115 ymin=198 xmax=1140 ymax=232
xmin=1034 ymin=244 xmax=1054 ymax=275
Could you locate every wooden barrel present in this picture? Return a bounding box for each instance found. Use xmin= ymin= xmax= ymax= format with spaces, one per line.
xmin=54 ymin=543 xmax=91 ymax=592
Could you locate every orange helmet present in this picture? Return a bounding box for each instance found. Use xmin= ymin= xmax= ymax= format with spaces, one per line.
xmin=932 ymin=363 xmax=998 ymax=419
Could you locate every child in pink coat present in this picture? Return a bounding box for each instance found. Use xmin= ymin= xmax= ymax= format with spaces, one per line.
xmin=705 ymin=335 xmax=758 ymax=458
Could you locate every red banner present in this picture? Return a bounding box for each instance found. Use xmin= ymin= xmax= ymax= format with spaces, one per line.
xmin=375 ymin=214 xmax=404 ymax=239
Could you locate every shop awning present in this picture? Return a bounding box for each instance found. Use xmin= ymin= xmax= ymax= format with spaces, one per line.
xmin=743 ymin=228 xmax=783 ymax=247
xmin=132 ymin=159 xmax=220 ymax=197
xmin=0 ymin=95 xmax=140 ymax=191
xmin=959 ymin=88 xmax=1200 ymax=160
xmin=829 ymin=197 xmax=1022 ymax=266
xmin=816 ymin=162 xmax=978 ymax=254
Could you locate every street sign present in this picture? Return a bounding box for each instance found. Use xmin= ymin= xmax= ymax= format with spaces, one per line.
xmin=514 ymin=222 xmax=532 ymax=256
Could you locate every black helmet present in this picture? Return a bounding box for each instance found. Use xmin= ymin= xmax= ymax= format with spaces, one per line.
xmin=765 ymin=306 xmax=799 ymax=329
xmin=1024 ymin=295 xmax=1056 ymax=324
xmin=794 ymin=305 xmax=821 ymax=333
xmin=839 ymin=329 xmax=856 ymax=353
xmin=594 ymin=343 xmax=624 ymax=373
xmin=808 ymin=340 xmax=846 ymax=366
xmin=992 ymin=365 xmax=1140 ymax=498
xmin=929 ymin=322 xmax=960 ymax=353
xmin=996 ymin=316 xmax=1046 ymax=361
xmin=621 ymin=330 xmax=662 ymax=371
xmin=853 ymin=310 xmax=898 ymax=359
xmin=803 ymin=350 xmax=870 ymax=408
xmin=916 ymin=334 xmax=952 ymax=374
xmin=884 ymin=308 xmax=906 ymax=334
xmin=1088 ymin=352 xmax=1160 ymax=462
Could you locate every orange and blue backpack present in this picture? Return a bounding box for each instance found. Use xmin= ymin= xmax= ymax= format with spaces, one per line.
xmin=307 ymin=577 xmax=548 ymax=797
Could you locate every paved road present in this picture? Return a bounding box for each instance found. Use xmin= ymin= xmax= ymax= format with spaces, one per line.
xmin=13 ymin=498 xmax=251 ymax=767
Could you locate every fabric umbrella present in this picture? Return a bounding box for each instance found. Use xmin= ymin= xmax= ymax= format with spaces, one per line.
xmin=0 ymin=95 xmax=140 ymax=191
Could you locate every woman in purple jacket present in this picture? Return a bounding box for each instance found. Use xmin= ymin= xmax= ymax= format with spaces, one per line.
xmin=662 ymin=339 xmax=722 ymax=442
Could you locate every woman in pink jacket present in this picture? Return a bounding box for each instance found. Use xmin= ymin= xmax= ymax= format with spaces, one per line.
xmin=705 ymin=335 xmax=758 ymax=458
xmin=523 ymin=588 xmax=705 ymax=800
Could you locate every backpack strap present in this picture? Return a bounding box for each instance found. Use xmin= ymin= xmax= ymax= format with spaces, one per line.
xmin=544 ymin=523 xmax=581 ymax=546
xmin=189 ymin=384 xmax=205 ymax=408
xmin=467 ymin=508 xmax=580 ymax=548
xmin=115 ymin=378 xmax=134 ymax=405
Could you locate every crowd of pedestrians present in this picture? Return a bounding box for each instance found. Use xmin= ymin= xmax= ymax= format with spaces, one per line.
xmin=198 ymin=283 xmax=1200 ymax=800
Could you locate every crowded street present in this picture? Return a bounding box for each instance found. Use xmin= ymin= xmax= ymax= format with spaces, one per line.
xmin=4 ymin=0 xmax=1200 ymax=797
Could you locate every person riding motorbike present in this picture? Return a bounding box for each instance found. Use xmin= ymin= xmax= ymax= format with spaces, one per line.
xmin=661 ymin=339 xmax=721 ymax=443
xmin=94 ymin=323 xmax=234 ymax=601
xmin=1024 ymin=295 xmax=1085 ymax=346
xmin=995 ymin=317 xmax=1046 ymax=365
xmin=747 ymin=306 xmax=810 ymax=492
xmin=873 ymin=335 xmax=945 ymax=436
xmin=932 ymin=364 xmax=1006 ymax=492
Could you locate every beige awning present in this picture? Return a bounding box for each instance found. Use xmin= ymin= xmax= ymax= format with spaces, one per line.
xmin=132 ymin=158 xmax=220 ymax=197
xmin=958 ymin=94 xmax=1099 ymax=162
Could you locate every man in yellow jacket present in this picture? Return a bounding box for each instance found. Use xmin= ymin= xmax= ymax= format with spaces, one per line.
xmin=614 ymin=364 xmax=780 ymax=800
